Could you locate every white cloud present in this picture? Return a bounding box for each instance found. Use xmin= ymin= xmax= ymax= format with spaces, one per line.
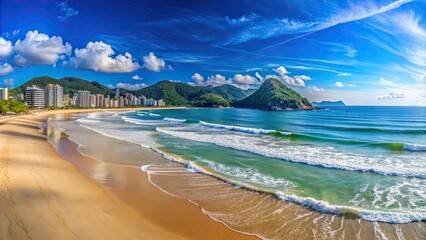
xmin=131 ymin=75 xmax=143 ymax=80
xmin=338 ymin=72 xmax=351 ymax=76
xmin=108 ymin=83 xmax=148 ymax=90
xmin=2 ymin=78 xmax=14 ymax=87
xmin=14 ymin=30 xmax=72 ymax=65
xmin=142 ymin=52 xmax=168 ymax=72
xmin=71 ymin=41 xmax=139 ymax=73
xmin=190 ymin=73 xmax=261 ymax=89
xmin=0 ymin=37 xmax=13 ymax=57
xmin=12 ymin=55 xmax=27 ymax=67
xmin=378 ymin=77 xmax=395 ymax=86
xmin=307 ymin=86 xmax=325 ymax=92
xmin=275 ymin=66 xmax=289 ymax=75
xmin=233 ymin=74 xmax=259 ymax=85
xmin=294 ymin=75 xmax=312 ymax=81
xmin=191 ymin=73 xmax=205 ymax=85
xmin=204 ymin=74 xmax=232 ymax=86
xmin=0 ymin=63 xmax=14 ymax=76
xmin=348 ymin=84 xmax=356 ymax=87
xmin=335 ymin=82 xmax=344 ymax=87
xmin=255 ymin=72 xmax=264 ymax=81
xmin=377 ymin=91 xmax=405 ymax=100
xmin=266 ymin=66 xmax=311 ymax=87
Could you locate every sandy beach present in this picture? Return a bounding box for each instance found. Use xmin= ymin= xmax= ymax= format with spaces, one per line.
xmin=0 ymin=109 xmax=256 ymax=240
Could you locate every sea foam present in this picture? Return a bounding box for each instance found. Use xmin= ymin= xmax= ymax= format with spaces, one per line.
xmin=403 ymin=143 xmax=426 ymax=151
xmin=275 ymin=192 xmax=426 ymax=224
xmin=156 ymin=126 xmax=426 ymax=178
xmin=199 ymin=121 xmax=291 ymax=135
xmin=163 ymin=117 xmax=187 ymax=123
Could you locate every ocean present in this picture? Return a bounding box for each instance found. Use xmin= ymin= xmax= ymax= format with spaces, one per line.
xmin=52 ymin=106 xmax=426 ymax=239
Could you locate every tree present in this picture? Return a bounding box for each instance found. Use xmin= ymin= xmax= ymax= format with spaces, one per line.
xmin=0 ymin=100 xmax=29 ymax=114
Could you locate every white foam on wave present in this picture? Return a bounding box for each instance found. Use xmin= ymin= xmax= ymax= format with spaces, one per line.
xmin=156 ymin=127 xmax=426 ymax=178
xmin=68 ymin=114 xmax=426 ymax=224
xmin=163 ymin=117 xmax=187 ymax=123
xmin=199 ymin=121 xmax=291 ymax=135
xmin=197 ymin=159 xmax=293 ymax=188
xmin=78 ymin=122 xmax=158 ymax=149
xmin=146 ymin=144 xmax=426 ymax=224
xmin=275 ymin=191 xmax=426 ymax=224
xmin=121 ymin=116 xmax=159 ymax=126
xmin=404 ymin=143 xmax=426 ymax=151
xmin=76 ymin=118 xmax=101 ymax=123
xmin=138 ymin=111 xmax=161 ymax=117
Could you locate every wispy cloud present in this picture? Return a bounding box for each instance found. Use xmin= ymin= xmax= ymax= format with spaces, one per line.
xmin=358 ymin=10 xmax=425 ymax=68
xmin=227 ymin=0 xmax=414 ymax=46
xmin=338 ymin=72 xmax=351 ymax=77
xmin=378 ymin=77 xmax=396 ymax=86
xmin=57 ymin=1 xmax=79 ymax=20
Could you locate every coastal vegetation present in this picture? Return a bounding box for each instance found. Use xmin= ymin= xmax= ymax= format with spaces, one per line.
xmin=132 ymin=80 xmax=211 ymax=106
xmin=209 ymin=84 xmax=251 ymax=102
xmin=192 ymin=93 xmax=230 ymax=107
xmin=0 ymin=99 xmax=29 ymax=114
xmin=10 ymin=76 xmax=114 ymax=96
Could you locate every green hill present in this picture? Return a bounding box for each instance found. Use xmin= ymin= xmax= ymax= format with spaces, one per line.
xmin=192 ymin=93 xmax=230 ymax=107
xmin=233 ymin=78 xmax=314 ymax=110
xmin=131 ymin=80 xmax=220 ymax=106
xmin=210 ymin=84 xmax=251 ymax=102
xmin=10 ymin=76 xmax=113 ymax=96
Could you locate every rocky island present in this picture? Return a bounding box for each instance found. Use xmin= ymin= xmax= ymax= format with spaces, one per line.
xmin=233 ymin=78 xmax=314 ymax=110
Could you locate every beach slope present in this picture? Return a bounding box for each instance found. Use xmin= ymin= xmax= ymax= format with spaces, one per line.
xmin=0 ymin=115 xmax=184 ymax=240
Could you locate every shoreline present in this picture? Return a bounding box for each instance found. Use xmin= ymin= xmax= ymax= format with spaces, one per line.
xmin=2 ymin=108 xmax=424 ymax=240
xmin=0 ymin=109 xmax=258 ymax=240
xmin=59 ymin=109 xmax=425 ymax=239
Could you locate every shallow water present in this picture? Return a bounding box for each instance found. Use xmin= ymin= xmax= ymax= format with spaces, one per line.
xmin=50 ymin=107 xmax=426 ymax=239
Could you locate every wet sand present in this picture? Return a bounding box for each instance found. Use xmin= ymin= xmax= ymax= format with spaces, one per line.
xmin=0 ymin=111 xmax=257 ymax=240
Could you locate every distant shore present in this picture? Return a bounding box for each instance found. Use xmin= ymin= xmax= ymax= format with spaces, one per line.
xmin=0 ymin=108 xmax=256 ymax=240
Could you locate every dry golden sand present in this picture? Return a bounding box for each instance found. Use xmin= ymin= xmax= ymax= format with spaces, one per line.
xmin=0 ymin=110 xmax=257 ymax=240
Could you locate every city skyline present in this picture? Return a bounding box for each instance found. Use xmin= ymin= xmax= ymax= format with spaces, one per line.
xmin=1 ymin=0 xmax=425 ymax=106
xmin=22 ymin=83 xmax=165 ymax=109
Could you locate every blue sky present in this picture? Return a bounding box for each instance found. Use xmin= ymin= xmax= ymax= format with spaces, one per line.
xmin=0 ymin=0 xmax=425 ymax=105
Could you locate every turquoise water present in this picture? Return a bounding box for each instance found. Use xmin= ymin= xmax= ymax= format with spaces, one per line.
xmin=72 ymin=107 xmax=426 ymax=224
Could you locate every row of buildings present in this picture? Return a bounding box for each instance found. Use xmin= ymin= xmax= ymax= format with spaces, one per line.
xmin=21 ymin=85 xmax=166 ymax=109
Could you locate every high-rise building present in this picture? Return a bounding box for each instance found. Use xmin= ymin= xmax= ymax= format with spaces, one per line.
xmin=0 ymin=88 xmax=8 ymax=100
xmin=44 ymin=84 xmax=63 ymax=107
xmin=140 ymin=96 xmax=147 ymax=106
xmin=14 ymin=93 xmax=25 ymax=101
xmin=25 ymin=85 xmax=45 ymax=109
xmin=76 ymin=91 xmax=90 ymax=107
xmin=89 ymin=94 xmax=97 ymax=108
xmin=96 ymin=94 xmax=104 ymax=107
xmin=119 ymin=96 xmax=125 ymax=107
xmin=63 ymin=94 xmax=70 ymax=106
xmin=115 ymin=88 xmax=120 ymax=98
xmin=157 ymin=99 xmax=163 ymax=107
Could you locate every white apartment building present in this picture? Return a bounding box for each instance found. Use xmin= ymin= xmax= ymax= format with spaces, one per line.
xmin=44 ymin=84 xmax=64 ymax=107
xmin=76 ymin=91 xmax=90 ymax=107
xmin=0 ymin=88 xmax=8 ymax=100
xmin=25 ymin=85 xmax=45 ymax=108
